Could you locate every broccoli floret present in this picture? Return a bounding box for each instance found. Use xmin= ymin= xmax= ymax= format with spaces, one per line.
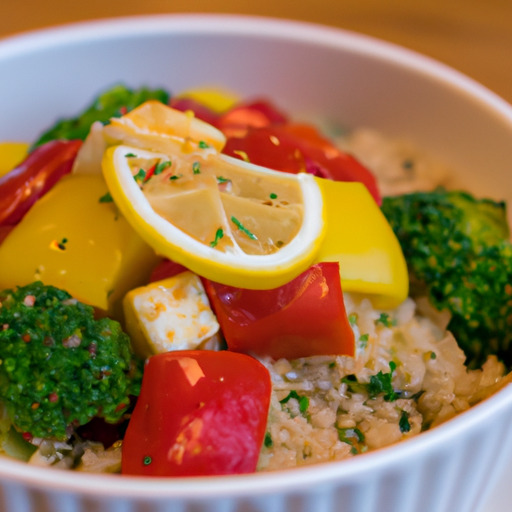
xmin=0 ymin=282 xmax=143 ymax=440
xmin=33 ymin=84 xmax=170 ymax=147
xmin=381 ymin=188 xmax=512 ymax=369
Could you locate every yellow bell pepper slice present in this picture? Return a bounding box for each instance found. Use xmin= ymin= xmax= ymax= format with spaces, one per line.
xmin=314 ymin=178 xmax=408 ymax=310
xmin=0 ymin=142 xmax=29 ymax=178
xmin=0 ymin=173 xmax=160 ymax=315
xmin=175 ymin=87 xmax=240 ymax=113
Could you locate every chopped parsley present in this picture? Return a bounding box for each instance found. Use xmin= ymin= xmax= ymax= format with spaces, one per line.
xmin=399 ymin=410 xmax=411 ymax=433
xmin=279 ymin=390 xmax=309 ymax=415
xmin=169 ymin=175 xmax=181 ymax=181
xmin=375 ymin=312 xmax=394 ymax=327
xmin=270 ymin=192 xmax=278 ymax=200
xmin=154 ymin=160 xmax=171 ymax=175
xmin=192 ymin=161 xmax=201 ymax=174
xmin=209 ymin=228 xmax=224 ymax=248
xmin=99 ymin=192 xmax=113 ymax=203
xmin=342 ymin=361 xmax=398 ymax=402
xmin=231 ymin=216 xmax=257 ymax=240
xmin=348 ymin=313 xmax=358 ymax=326
xmin=133 ymin=169 xmax=146 ymax=184
xmin=143 ymin=456 xmax=152 ymax=466
xmin=264 ymin=432 xmax=273 ymax=448
xmin=198 ymin=140 xmax=210 ymax=149
xmin=359 ymin=333 xmax=369 ymax=348
xmin=368 ymin=361 xmax=397 ymax=401
xmin=337 ymin=427 xmax=365 ymax=454
xmin=217 ymin=176 xmax=231 ymax=184
xmin=124 ymin=152 xmax=137 ymax=158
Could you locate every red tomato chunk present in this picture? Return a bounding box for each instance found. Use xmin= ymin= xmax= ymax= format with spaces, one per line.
xmin=204 ymin=262 xmax=355 ymax=360
xmin=122 ymin=351 xmax=271 ymax=477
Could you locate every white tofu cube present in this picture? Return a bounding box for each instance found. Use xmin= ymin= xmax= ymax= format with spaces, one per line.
xmin=124 ymin=271 xmax=220 ymax=357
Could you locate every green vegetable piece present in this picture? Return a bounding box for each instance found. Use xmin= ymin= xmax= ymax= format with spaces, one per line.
xmin=382 ymin=188 xmax=512 ymax=368
xmin=32 ymin=84 xmax=170 ymax=147
xmin=0 ymin=282 xmax=143 ymax=440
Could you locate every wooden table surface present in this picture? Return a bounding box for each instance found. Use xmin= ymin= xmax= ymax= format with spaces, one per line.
xmin=2 ymin=0 xmax=512 ymax=104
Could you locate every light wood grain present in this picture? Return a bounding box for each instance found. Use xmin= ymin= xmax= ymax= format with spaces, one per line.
xmin=1 ymin=0 xmax=512 ymax=103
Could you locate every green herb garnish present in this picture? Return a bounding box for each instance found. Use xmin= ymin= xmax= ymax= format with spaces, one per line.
xmin=337 ymin=427 xmax=365 ymax=454
xmin=192 ymin=161 xmax=201 ymax=174
xmin=133 ymin=169 xmax=146 ymax=183
xmin=198 ymin=140 xmax=210 ymax=149
xmin=280 ymin=390 xmax=309 ymax=415
xmin=231 ymin=216 xmax=257 ymax=240
xmin=154 ymin=160 xmax=172 ymax=175
xmin=99 ymin=192 xmax=113 ymax=203
xmin=368 ymin=361 xmax=397 ymax=401
xmin=399 ymin=410 xmax=411 ymax=433
xmin=209 ymin=228 xmax=224 ymax=248
xmin=375 ymin=313 xmax=394 ymax=327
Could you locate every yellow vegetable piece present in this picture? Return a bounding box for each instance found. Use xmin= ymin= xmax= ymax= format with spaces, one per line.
xmin=315 ymin=178 xmax=408 ymax=309
xmin=0 ymin=142 xmax=29 ymax=177
xmin=102 ymin=144 xmax=325 ymax=290
xmin=123 ymin=272 xmax=220 ymax=358
xmin=175 ymin=87 xmax=240 ymax=113
xmin=0 ymin=173 xmax=159 ymax=315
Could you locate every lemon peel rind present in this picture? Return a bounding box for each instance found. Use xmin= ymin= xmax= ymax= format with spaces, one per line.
xmin=102 ymin=145 xmax=325 ymax=290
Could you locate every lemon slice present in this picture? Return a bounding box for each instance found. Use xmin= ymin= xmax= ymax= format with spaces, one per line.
xmin=102 ymin=144 xmax=325 ymax=289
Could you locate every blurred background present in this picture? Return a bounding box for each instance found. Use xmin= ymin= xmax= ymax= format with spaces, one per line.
xmin=1 ymin=0 xmax=511 ymax=104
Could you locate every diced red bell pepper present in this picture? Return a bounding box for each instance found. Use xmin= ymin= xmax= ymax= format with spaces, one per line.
xmin=149 ymin=258 xmax=189 ymax=282
xmin=204 ymin=262 xmax=355 ymax=360
xmin=122 ymin=350 xmax=271 ymax=477
xmin=169 ymin=97 xmax=220 ymax=126
xmin=223 ymin=123 xmax=381 ymax=204
xmin=0 ymin=139 xmax=82 ymax=226
xmin=215 ymin=99 xmax=288 ymax=137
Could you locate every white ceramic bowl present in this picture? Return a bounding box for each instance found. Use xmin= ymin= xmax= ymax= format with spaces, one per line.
xmin=1 ymin=14 xmax=512 ymax=512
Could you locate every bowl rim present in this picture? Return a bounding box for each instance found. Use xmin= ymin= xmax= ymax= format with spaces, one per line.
xmin=1 ymin=13 xmax=512 ymax=500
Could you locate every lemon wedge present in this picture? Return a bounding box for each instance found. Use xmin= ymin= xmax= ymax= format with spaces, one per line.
xmin=102 ymin=144 xmax=325 ymax=289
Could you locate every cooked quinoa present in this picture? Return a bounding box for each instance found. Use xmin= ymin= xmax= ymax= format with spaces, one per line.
xmin=257 ymin=294 xmax=505 ymax=470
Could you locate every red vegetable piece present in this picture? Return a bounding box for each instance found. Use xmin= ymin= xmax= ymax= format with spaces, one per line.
xmin=149 ymin=258 xmax=189 ymax=282
xmin=169 ymin=97 xmax=220 ymax=126
xmin=122 ymin=350 xmax=271 ymax=477
xmin=215 ymin=100 xmax=288 ymax=137
xmin=0 ymin=139 xmax=82 ymax=226
xmin=223 ymin=123 xmax=381 ymax=205
xmin=204 ymin=262 xmax=355 ymax=360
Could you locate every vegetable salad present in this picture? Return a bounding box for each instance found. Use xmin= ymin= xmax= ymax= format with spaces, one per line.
xmin=0 ymin=85 xmax=509 ymax=475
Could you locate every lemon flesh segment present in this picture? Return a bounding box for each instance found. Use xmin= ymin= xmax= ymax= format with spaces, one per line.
xmin=103 ymin=101 xmax=226 ymax=152
xmin=314 ymin=178 xmax=409 ymax=309
xmin=102 ymin=144 xmax=325 ymax=290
